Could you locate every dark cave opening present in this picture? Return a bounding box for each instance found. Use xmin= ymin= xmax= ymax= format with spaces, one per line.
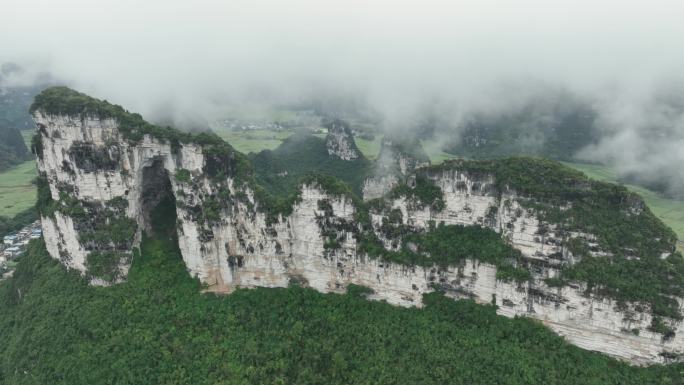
xmin=141 ymin=157 xmax=178 ymax=241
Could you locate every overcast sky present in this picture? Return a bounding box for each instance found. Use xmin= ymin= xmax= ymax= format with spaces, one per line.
xmin=3 ymin=0 xmax=684 ymax=191
xmin=2 ymin=0 xmax=684 ymax=116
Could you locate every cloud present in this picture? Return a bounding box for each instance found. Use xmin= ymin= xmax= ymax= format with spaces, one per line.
xmin=2 ymin=0 xmax=684 ymax=193
xmin=577 ymin=79 xmax=684 ymax=197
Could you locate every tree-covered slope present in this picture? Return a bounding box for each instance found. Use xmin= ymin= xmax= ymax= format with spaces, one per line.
xmin=425 ymin=158 xmax=684 ymax=319
xmin=0 ymin=86 xmax=33 ymax=170
xmin=0 ymin=74 xmax=48 ymax=170
xmin=0 ymin=237 xmax=682 ymax=385
xmin=249 ymin=132 xmax=373 ymax=196
xmin=442 ymin=90 xmax=598 ymax=162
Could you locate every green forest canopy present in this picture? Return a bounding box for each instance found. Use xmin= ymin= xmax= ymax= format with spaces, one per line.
xmin=0 ymin=237 xmax=682 ymax=385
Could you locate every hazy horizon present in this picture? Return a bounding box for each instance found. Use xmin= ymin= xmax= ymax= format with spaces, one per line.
xmin=2 ymin=0 xmax=684 ymax=194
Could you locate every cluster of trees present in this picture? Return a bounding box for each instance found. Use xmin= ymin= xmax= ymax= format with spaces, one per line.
xmin=442 ymin=91 xmax=598 ymax=162
xmin=0 ymin=126 xmax=30 ymax=171
xmin=0 ymin=208 xmax=37 ymax=239
xmin=364 ymin=222 xmax=530 ymax=282
xmin=0 ymin=83 xmax=36 ymax=171
xmin=0 ymin=236 xmax=681 ymax=384
xmin=249 ymin=132 xmax=373 ymax=197
xmin=389 ymin=176 xmax=445 ymax=211
xmin=67 ymin=141 xmax=120 ymax=172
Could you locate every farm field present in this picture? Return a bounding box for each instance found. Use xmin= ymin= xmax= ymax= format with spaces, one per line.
xmin=0 ymin=129 xmax=37 ymax=217
xmin=0 ymin=160 xmax=37 ymax=217
xmin=215 ymin=129 xmax=294 ymax=153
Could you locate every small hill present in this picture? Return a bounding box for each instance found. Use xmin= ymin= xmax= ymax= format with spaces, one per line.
xmin=250 ymin=132 xmax=372 ymax=197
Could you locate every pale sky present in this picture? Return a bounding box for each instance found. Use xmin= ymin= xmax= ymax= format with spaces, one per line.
xmin=4 ymin=0 xmax=684 ymax=192
xmin=2 ymin=0 xmax=684 ymax=117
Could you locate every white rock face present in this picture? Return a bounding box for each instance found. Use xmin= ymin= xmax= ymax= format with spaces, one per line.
xmin=34 ymin=111 xmax=683 ymax=365
xmin=325 ymin=122 xmax=359 ymax=160
xmin=362 ymin=174 xmax=398 ymax=200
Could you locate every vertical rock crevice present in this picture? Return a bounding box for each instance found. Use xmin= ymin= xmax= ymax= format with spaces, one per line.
xmin=140 ymin=156 xmax=178 ymax=240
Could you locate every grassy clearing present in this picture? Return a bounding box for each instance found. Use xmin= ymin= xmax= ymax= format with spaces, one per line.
xmin=563 ymin=162 xmax=684 ymax=247
xmin=355 ymin=134 xmax=458 ymax=164
xmin=214 ymin=129 xmax=293 ymax=153
xmin=0 ymin=160 xmax=37 ymax=217
xmin=355 ymin=136 xmax=382 ymax=159
xmin=422 ymin=139 xmax=460 ymax=164
xmin=215 ymin=128 xmax=327 ymax=154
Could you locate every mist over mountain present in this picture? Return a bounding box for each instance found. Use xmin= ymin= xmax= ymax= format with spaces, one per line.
xmin=2 ymin=2 xmax=684 ymax=381
xmin=0 ymin=62 xmax=55 ymax=170
xmin=2 ymin=0 xmax=684 ymax=193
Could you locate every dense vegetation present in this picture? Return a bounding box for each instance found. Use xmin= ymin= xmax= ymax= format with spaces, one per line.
xmin=442 ymin=92 xmax=598 ymax=162
xmin=0 ymin=236 xmax=682 ymax=384
xmin=10 ymin=85 xmax=684 ymax=382
xmin=0 ymin=208 xmax=37 ymax=238
xmin=388 ymin=175 xmax=445 ymax=211
xmin=0 ymin=82 xmax=38 ymax=170
xmin=0 ymin=126 xmax=30 ymax=171
xmin=360 ymin=220 xmax=531 ymax=282
xmin=428 ymin=158 xmax=684 ymax=318
xmin=249 ymin=132 xmax=373 ymax=197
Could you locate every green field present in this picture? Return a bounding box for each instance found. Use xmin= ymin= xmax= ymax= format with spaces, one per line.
xmin=421 ymin=139 xmax=460 ymax=164
xmin=215 ymin=129 xmax=327 ymax=154
xmin=563 ymin=162 xmax=684 ymax=247
xmin=0 ymin=160 xmax=37 ymax=217
xmin=216 ymin=129 xmax=294 ymax=153
xmin=0 ymin=130 xmax=37 ymax=217
xmin=355 ymin=136 xmax=383 ymax=159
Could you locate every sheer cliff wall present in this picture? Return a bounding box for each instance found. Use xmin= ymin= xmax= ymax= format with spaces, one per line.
xmin=32 ymin=109 xmax=683 ymax=365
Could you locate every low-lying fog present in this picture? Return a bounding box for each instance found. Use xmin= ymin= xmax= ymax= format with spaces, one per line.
xmin=2 ymin=0 xmax=684 ymax=195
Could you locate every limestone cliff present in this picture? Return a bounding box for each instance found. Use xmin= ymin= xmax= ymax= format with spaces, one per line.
xmin=362 ymin=136 xmax=430 ymax=200
xmin=325 ymin=119 xmax=360 ymax=161
xmin=31 ymin=87 xmax=683 ymax=365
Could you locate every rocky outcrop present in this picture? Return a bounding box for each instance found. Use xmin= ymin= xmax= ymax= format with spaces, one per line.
xmin=325 ymin=119 xmax=359 ymax=160
xmin=362 ymin=136 xmax=431 ymax=200
xmin=31 ymin=88 xmax=684 ymax=365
